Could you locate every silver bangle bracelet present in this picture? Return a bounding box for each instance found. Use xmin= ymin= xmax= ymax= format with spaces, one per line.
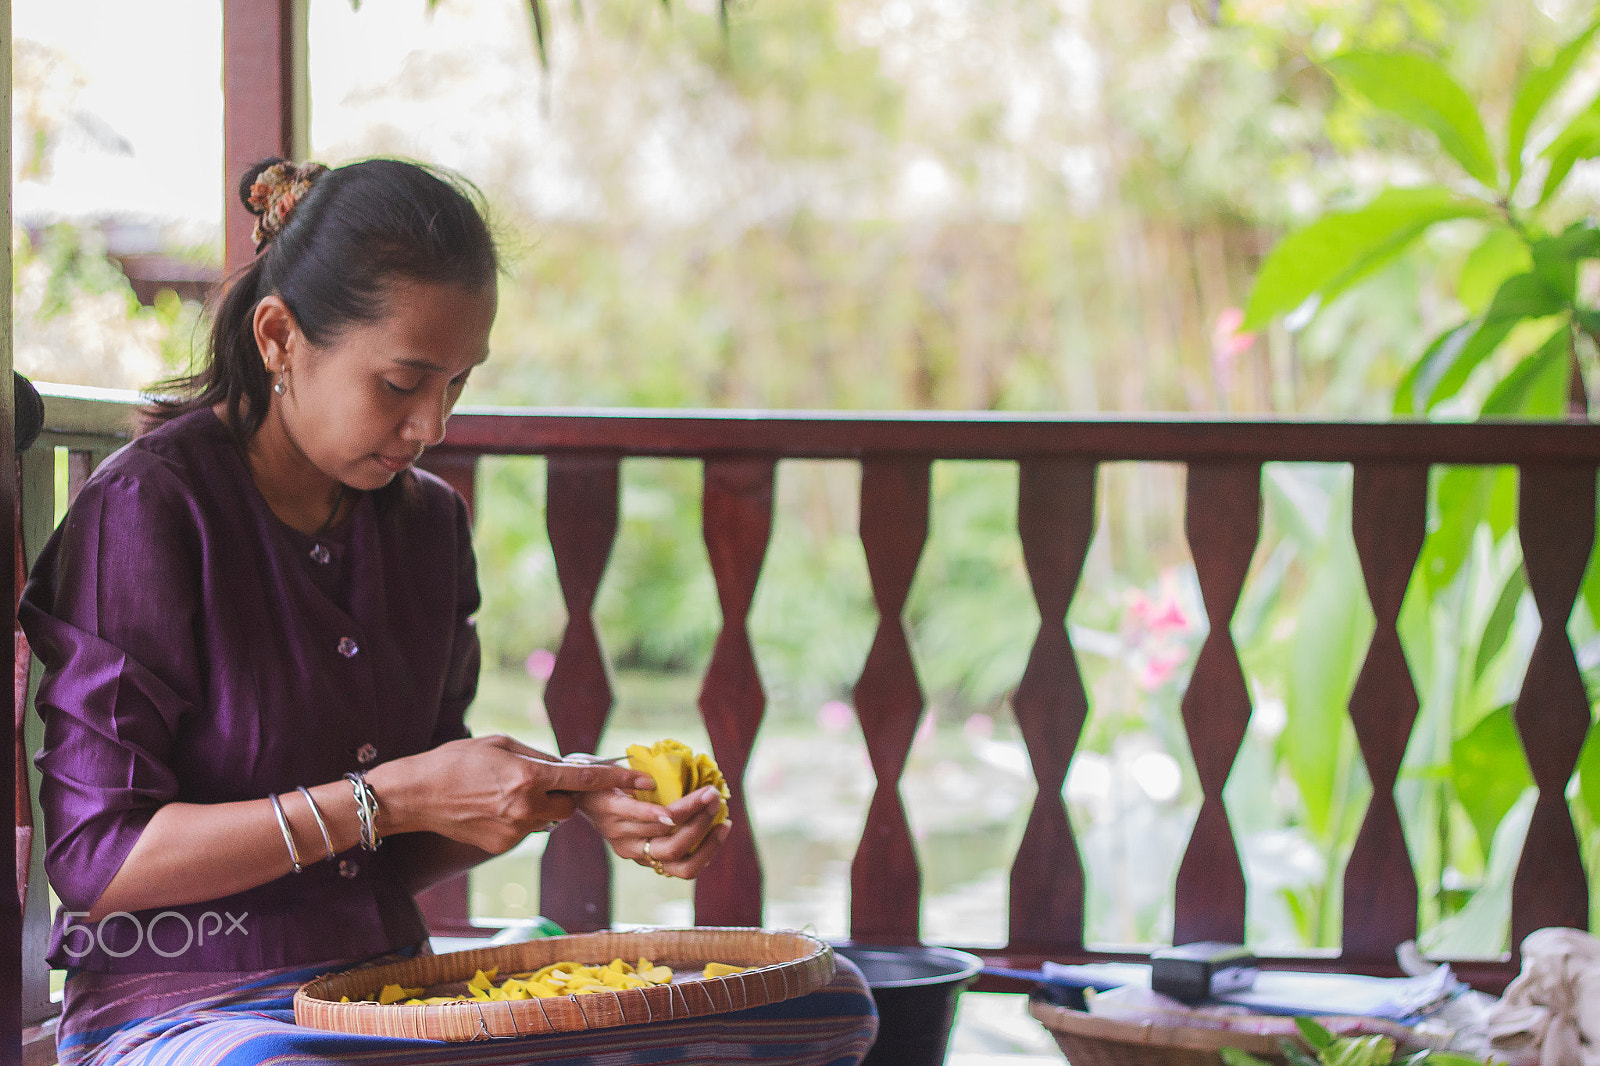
xmin=268 ymin=792 xmax=304 ymax=873
xmin=296 ymin=785 xmax=337 ymax=863
xmin=344 ymin=772 xmax=382 ymax=851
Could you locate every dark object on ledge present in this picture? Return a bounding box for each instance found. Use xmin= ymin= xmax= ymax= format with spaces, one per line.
xmin=14 ymin=375 xmax=42 ymax=454
xmin=833 ymin=943 xmax=982 ymax=1066
xmin=1151 ymin=942 xmax=1257 ymax=1003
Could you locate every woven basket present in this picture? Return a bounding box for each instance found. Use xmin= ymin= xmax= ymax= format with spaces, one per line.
xmin=1029 ymin=998 xmax=1294 ymax=1066
xmin=295 ymin=927 xmax=834 ymax=1041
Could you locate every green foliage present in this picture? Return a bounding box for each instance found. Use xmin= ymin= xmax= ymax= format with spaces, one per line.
xmin=1245 ymin=10 xmax=1600 ymax=950
xmin=1241 ymin=188 xmax=1490 ymax=332
xmin=1225 ymin=1016 xmax=1486 ymax=1066
xmin=1322 ymin=52 xmax=1497 ymax=189
xmin=1249 ymin=17 xmax=1600 ymax=419
xmin=1505 ymin=17 xmax=1600 ymax=191
xmin=12 ymin=224 xmax=203 ymax=388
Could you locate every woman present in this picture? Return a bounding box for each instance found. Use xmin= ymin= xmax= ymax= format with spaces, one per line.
xmin=20 ymin=158 xmax=876 ymax=1066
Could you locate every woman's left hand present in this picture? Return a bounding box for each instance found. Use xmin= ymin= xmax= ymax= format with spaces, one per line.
xmin=578 ymin=785 xmax=732 ymax=880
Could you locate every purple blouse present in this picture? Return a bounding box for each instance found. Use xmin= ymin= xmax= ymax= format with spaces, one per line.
xmin=19 ymin=407 xmax=480 ymax=972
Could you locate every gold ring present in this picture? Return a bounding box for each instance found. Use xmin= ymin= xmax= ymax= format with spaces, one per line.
xmin=643 ymin=838 xmax=668 ymax=877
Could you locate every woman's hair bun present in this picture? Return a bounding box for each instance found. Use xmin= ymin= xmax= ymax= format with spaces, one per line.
xmin=241 ymin=158 xmax=330 ymax=251
xmin=238 ymin=157 xmax=290 ymax=215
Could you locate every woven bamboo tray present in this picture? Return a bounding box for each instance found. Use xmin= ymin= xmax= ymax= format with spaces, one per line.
xmin=1029 ymin=998 xmax=1294 ymax=1066
xmin=295 ymin=927 xmax=834 ymax=1042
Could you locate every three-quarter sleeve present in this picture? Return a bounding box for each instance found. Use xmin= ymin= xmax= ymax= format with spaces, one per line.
xmin=430 ymin=491 xmax=481 ymax=749
xmin=20 ymin=466 xmax=202 ymax=913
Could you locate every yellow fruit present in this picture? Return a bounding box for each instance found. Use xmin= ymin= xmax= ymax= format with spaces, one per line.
xmin=702 ymin=963 xmax=747 ymax=978
xmin=355 ymin=954 xmax=709 ymax=1004
xmin=627 ymin=739 xmax=731 ymax=825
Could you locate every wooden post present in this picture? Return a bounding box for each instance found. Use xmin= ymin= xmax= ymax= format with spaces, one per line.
xmin=223 ymin=0 xmax=309 ymax=274
xmin=1 ymin=2 xmax=21 ymax=1062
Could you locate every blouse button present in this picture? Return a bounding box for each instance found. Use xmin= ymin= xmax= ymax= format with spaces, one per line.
xmin=309 ymin=543 xmax=331 ymax=565
xmin=356 ymin=743 xmax=378 ymax=765
xmin=338 ymin=860 xmax=359 ymax=879
xmin=337 ymin=637 xmax=359 ymax=658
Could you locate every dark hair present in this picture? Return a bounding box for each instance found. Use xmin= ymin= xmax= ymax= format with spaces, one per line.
xmin=147 ymin=157 xmax=498 ymax=441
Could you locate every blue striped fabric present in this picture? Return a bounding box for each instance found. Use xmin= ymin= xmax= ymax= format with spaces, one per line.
xmin=58 ymin=953 xmax=878 ymax=1066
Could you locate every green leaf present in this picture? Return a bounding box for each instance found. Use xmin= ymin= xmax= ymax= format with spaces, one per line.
xmin=1457 ymin=228 xmax=1532 ymax=316
xmin=1577 ymin=720 xmax=1600 ymax=835
xmin=1243 ymin=187 xmax=1489 ymax=331
xmin=1417 ymin=467 xmax=1518 ymax=594
xmin=1530 ymin=225 xmax=1600 ymax=299
xmin=1539 ymin=107 xmax=1600 ymax=205
xmin=1324 ymin=1034 xmax=1397 ymax=1066
xmin=1576 ymin=305 xmax=1600 ymax=339
xmin=1220 ymin=1050 xmax=1275 ymax=1066
xmin=1325 ymin=51 xmax=1499 ymax=189
xmin=1284 ymin=481 xmax=1372 ymax=841
xmin=527 ymin=0 xmax=550 ymax=69
xmin=1482 ymin=269 xmax=1572 ymax=319
xmin=1396 ymin=322 xmax=1480 ymax=415
xmin=1420 ymin=789 xmax=1533 ymax=956
xmin=1280 ymin=1042 xmax=1323 ymax=1066
xmin=1585 ymin=489 xmax=1600 ymax=628
xmin=1471 ymin=567 xmax=1526 ymax=681
xmin=1507 ymin=16 xmax=1600 ymax=192
xmin=1452 ymin=705 xmax=1533 ymax=856
xmin=1295 ymin=1016 xmax=1336 ymax=1050
xmin=1480 ymin=324 xmax=1571 ymax=417
xmin=1534 ymin=222 xmax=1600 ymax=261
xmin=1418 ymin=273 xmax=1567 ymax=410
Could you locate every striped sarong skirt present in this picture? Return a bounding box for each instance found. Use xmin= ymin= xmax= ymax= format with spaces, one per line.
xmin=57 ymin=948 xmax=878 ymax=1066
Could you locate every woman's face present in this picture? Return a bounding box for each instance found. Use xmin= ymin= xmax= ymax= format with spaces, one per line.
xmin=262 ymin=278 xmax=497 ymax=493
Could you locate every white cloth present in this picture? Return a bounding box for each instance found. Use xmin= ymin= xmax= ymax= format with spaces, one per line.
xmin=1488 ymin=928 xmax=1600 ymax=1066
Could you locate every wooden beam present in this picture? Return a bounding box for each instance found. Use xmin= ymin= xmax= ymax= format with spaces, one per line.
xmin=223 ymin=0 xmax=309 ymax=274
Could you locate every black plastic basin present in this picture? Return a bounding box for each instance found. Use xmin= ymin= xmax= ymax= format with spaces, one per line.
xmin=834 ymin=944 xmax=984 ymax=1066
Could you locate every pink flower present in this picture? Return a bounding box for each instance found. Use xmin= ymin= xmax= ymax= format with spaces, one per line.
xmin=817 ymin=700 xmax=854 ymax=733
xmin=1127 ymin=575 xmax=1191 ymax=637
xmin=1137 ymin=648 xmax=1186 ymax=691
xmin=525 ymin=648 xmax=556 ymax=681
xmin=963 ymin=713 xmax=994 ymax=742
xmin=1211 ymin=307 xmax=1257 ymax=389
xmin=1146 ymin=598 xmax=1189 ymax=635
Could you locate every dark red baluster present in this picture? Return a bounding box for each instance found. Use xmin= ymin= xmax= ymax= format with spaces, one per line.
xmin=1343 ymin=464 xmax=1428 ymax=962
xmin=851 ymin=458 xmax=931 ymax=945
xmin=67 ymin=451 xmax=101 ymax=505
xmin=418 ymin=450 xmax=480 ymax=520
xmin=695 ymin=459 xmax=775 ymax=927
xmin=540 ymin=456 xmax=621 ymax=933
xmin=1009 ymin=460 xmax=1096 ymax=954
xmin=1175 ymin=462 xmax=1261 ymax=945
xmin=1512 ymin=465 xmax=1596 ymax=945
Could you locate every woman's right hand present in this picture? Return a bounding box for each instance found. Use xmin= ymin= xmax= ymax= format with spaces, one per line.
xmin=364 ymin=735 xmax=654 ymax=854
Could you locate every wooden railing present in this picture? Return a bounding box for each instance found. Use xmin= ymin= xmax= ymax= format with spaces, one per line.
xmin=19 ymin=389 xmax=1600 ymax=1026
xmin=421 ymin=409 xmax=1600 ymax=994
xmin=18 ymin=385 xmax=141 ymax=1057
